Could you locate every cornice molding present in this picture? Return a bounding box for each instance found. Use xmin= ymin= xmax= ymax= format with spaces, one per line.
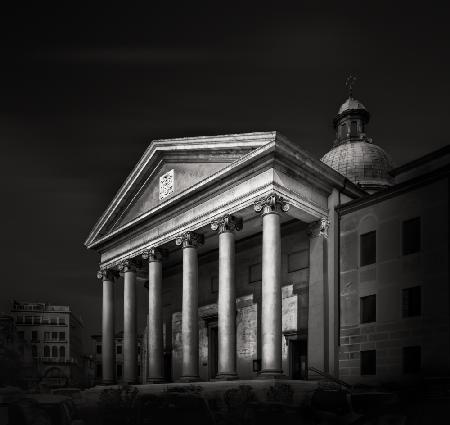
xmin=85 ymin=132 xmax=365 ymax=250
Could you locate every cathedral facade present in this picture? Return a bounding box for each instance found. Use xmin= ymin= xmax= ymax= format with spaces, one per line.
xmin=86 ymin=95 xmax=449 ymax=385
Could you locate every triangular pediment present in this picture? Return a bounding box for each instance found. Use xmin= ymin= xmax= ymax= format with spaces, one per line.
xmin=85 ymin=132 xmax=277 ymax=248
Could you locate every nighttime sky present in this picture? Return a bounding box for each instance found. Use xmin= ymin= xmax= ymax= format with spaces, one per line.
xmin=1 ymin=4 xmax=449 ymax=349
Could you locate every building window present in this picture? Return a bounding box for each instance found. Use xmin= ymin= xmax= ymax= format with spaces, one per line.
xmin=31 ymin=331 xmax=38 ymax=341
xmin=360 ymin=295 xmax=376 ymax=323
xmin=96 ymin=364 xmax=102 ymax=378
xmin=41 ymin=317 xmax=50 ymax=324
xmin=44 ymin=332 xmax=50 ymax=340
xmin=402 ymin=286 xmax=421 ymax=317
xmin=97 ymin=344 xmax=102 ymax=354
xmin=52 ymin=332 xmax=58 ymax=340
xmin=50 ymin=317 xmax=57 ymax=325
xmin=350 ymin=121 xmax=358 ymax=136
xmin=249 ymin=263 xmax=262 ymax=284
xmin=117 ymin=345 xmax=122 ymax=355
xmin=288 ymin=249 xmax=309 ymax=272
xmin=52 ymin=346 xmax=58 ymax=357
xmin=211 ymin=276 xmax=218 ymax=294
xmin=16 ymin=316 xmax=23 ymax=324
xmin=44 ymin=346 xmax=50 ymax=357
xmin=402 ymin=217 xmax=421 ymax=255
xmin=59 ymin=332 xmax=65 ymax=341
xmin=33 ymin=316 xmax=41 ymax=324
xmin=18 ymin=331 xmax=25 ymax=340
xmin=403 ymin=346 xmax=421 ymax=374
xmin=361 ymin=350 xmax=376 ymax=375
xmin=59 ymin=316 xmax=66 ymax=325
xmin=360 ymin=231 xmax=376 ymax=266
xmin=340 ymin=123 xmax=347 ymax=137
xmin=59 ymin=346 xmax=65 ymax=358
xmin=32 ymin=345 xmax=38 ymax=358
xmin=25 ymin=316 xmax=32 ymax=324
xmin=116 ymin=364 xmax=123 ymax=379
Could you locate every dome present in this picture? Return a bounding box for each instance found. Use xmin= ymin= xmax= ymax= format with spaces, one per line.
xmin=321 ymin=141 xmax=394 ymax=190
xmin=338 ymin=97 xmax=367 ymax=115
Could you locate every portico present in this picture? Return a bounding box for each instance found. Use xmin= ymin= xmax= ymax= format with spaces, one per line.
xmin=86 ymin=132 xmax=365 ymax=384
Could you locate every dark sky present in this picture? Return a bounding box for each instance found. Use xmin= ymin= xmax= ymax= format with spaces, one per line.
xmin=1 ymin=3 xmax=449 ymax=349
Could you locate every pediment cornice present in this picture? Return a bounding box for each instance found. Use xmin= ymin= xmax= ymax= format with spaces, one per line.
xmin=85 ymin=131 xmax=365 ymax=251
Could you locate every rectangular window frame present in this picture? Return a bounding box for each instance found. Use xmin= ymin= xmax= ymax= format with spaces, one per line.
xmin=360 ymin=350 xmax=376 ymax=375
xmin=360 ymin=231 xmax=376 ymax=267
xmin=360 ymin=295 xmax=376 ymax=324
xmin=402 ymin=286 xmax=421 ymax=318
xmin=402 ymin=217 xmax=421 ymax=256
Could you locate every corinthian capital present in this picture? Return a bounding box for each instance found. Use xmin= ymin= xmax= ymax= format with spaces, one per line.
xmin=142 ymin=248 xmax=168 ymax=262
xmin=175 ymin=231 xmax=204 ymax=248
xmin=307 ymin=218 xmax=330 ymax=239
xmin=211 ymin=214 xmax=243 ymax=234
xmin=96 ymin=268 xmax=118 ymax=281
xmin=118 ymin=258 xmax=138 ymax=273
xmin=254 ymin=193 xmax=290 ymax=215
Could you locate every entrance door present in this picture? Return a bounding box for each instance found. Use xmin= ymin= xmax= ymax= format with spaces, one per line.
xmin=289 ymin=340 xmax=307 ymax=379
xmin=208 ymin=324 xmax=219 ymax=380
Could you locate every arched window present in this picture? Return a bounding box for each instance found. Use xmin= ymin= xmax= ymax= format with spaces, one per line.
xmin=350 ymin=121 xmax=358 ymax=136
xmin=52 ymin=346 xmax=58 ymax=357
xmin=59 ymin=346 xmax=65 ymax=358
xmin=44 ymin=346 xmax=50 ymax=357
xmin=340 ymin=123 xmax=347 ymax=137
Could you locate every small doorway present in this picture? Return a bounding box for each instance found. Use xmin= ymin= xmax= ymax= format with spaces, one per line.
xmin=208 ymin=323 xmax=219 ymax=380
xmin=289 ymin=339 xmax=307 ymax=380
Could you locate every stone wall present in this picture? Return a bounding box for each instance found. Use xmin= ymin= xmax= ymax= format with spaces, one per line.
xmin=339 ymin=178 xmax=449 ymax=383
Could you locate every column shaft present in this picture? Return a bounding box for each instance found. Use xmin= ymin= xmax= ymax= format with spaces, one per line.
xmin=261 ymin=211 xmax=283 ymax=375
xmin=102 ymin=278 xmax=115 ymax=384
xmin=217 ymin=231 xmax=237 ymax=379
xmin=148 ymin=259 xmax=164 ymax=382
xmin=123 ymin=268 xmax=137 ymax=384
xmin=181 ymin=246 xmax=200 ymax=380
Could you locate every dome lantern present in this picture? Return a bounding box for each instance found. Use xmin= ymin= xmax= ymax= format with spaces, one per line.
xmin=321 ymin=77 xmax=394 ymax=193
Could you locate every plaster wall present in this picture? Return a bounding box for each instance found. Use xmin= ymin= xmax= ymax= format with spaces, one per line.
xmin=339 ymin=177 xmax=449 ymax=383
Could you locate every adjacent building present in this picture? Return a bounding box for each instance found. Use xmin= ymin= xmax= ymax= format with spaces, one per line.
xmin=10 ymin=301 xmax=85 ymax=388
xmin=85 ymin=93 xmax=449 ymax=385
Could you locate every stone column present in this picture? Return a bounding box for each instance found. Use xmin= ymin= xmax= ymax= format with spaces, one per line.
xmin=176 ymin=231 xmax=204 ymax=382
xmin=97 ymin=268 xmax=116 ymax=385
xmin=254 ymin=194 xmax=289 ymax=377
xmin=120 ymin=259 xmax=138 ymax=384
xmin=307 ymin=218 xmax=330 ymax=379
xmin=142 ymin=248 xmax=167 ymax=383
xmin=211 ymin=215 xmax=243 ymax=379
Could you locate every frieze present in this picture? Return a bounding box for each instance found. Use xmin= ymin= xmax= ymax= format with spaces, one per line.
xmin=98 ymin=182 xmax=327 ymax=270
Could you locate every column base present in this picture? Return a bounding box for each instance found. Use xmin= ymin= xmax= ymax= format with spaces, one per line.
xmin=215 ymin=373 xmax=238 ymax=381
xmin=256 ymin=369 xmax=286 ymax=380
xmin=179 ymin=376 xmax=201 ymax=383
xmin=146 ymin=377 xmax=166 ymax=384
